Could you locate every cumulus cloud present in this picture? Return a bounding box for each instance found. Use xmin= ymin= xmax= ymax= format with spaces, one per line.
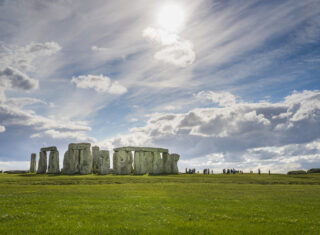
xmin=143 ymin=27 xmax=195 ymax=67
xmin=0 ymin=67 xmax=39 ymax=91
xmin=98 ymin=90 xmax=320 ymax=172
xmin=0 ymin=125 xmax=5 ymax=133
xmin=154 ymin=41 xmax=195 ymax=68
xmin=71 ymin=74 xmax=127 ymax=94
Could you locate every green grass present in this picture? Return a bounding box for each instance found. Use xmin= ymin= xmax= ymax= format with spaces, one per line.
xmin=0 ymin=173 xmax=320 ymax=234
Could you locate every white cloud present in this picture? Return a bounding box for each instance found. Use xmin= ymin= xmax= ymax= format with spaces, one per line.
xmin=0 ymin=100 xmax=93 ymax=142
xmin=0 ymin=42 xmax=61 ymax=72
xmin=31 ymin=129 xmax=96 ymax=142
xmin=71 ymin=74 xmax=127 ymax=94
xmin=143 ymin=27 xmax=195 ymax=67
xmin=0 ymin=125 xmax=5 ymax=133
xmin=143 ymin=27 xmax=179 ymax=46
xmin=195 ymin=91 xmax=237 ymax=107
xmin=6 ymin=97 xmax=46 ymax=107
xmin=97 ymin=90 xmax=320 ymax=172
xmin=154 ymin=41 xmax=195 ymax=68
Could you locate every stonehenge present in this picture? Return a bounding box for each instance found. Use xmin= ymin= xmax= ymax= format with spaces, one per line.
xmin=30 ymin=144 xmax=179 ymax=175
xmin=37 ymin=146 xmax=59 ymax=174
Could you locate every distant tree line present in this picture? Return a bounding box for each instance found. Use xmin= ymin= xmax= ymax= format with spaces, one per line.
xmin=287 ymin=168 xmax=320 ymax=175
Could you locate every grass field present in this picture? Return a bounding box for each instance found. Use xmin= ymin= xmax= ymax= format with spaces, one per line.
xmin=0 ymin=173 xmax=320 ymax=234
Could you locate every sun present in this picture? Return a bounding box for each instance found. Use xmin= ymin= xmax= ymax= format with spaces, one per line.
xmin=157 ymin=4 xmax=185 ymax=32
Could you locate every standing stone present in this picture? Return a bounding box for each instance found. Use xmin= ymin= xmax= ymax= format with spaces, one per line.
xmin=97 ymin=150 xmax=110 ymax=175
xmin=152 ymin=152 xmax=163 ymax=174
xmin=162 ymin=152 xmax=172 ymax=174
xmin=134 ymin=151 xmax=147 ymax=175
xmin=30 ymin=153 xmax=37 ymax=173
xmin=63 ymin=149 xmax=80 ymax=174
xmin=113 ymin=151 xmax=118 ymax=174
xmin=145 ymin=151 xmax=154 ymax=174
xmin=48 ymin=151 xmax=60 ymax=174
xmin=80 ymin=144 xmax=92 ymax=175
xmin=62 ymin=150 xmax=69 ymax=174
xmin=115 ymin=150 xmax=132 ymax=175
xmin=92 ymin=146 xmax=100 ymax=173
xmin=170 ymin=154 xmax=180 ymax=174
xmin=37 ymin=151 xmax=47 ymax=174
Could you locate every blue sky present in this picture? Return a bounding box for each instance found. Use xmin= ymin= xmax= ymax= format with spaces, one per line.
xmin=0 ymin=0 xmax=320 ymax=172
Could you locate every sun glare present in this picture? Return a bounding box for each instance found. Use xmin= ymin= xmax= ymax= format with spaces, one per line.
xmin=157 ymin=4 xmax=185 ymax=32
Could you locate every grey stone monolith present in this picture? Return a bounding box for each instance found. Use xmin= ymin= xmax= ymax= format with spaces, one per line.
xmin=114 ymin=150 xmax=132 ymax=175
xmin=79 ymin=144 xmax=92 ymax=175
xmin=48 ymin=151 xmax=60 ymax=174
xmin=145 ymin=151 xmax=154 ymax=174
xmin=37 ymin=151 xmax=47 ymax=174
xmin=162 ymin=152 xmax=172 ymax=174
xmin=134 ymin=151 xmax=147 ymax=175
xmin=152 ymin=151 xmax=163 ymax=174
xmin=63 ymin=149 xmax=80 ymax=174
xmin=92 ymin=146 xmax=100 ymax=173
xmin=30 ymin=153 xmax=37 ymax=173
xmin=97 ymin=150 xmax=110 ymax=175
xmin=113 ymin=151 xmax=118 ymax=174
xmin=170 ymin=154 xmax=180 ymax=174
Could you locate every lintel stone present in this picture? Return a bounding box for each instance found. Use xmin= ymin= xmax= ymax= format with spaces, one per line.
xmin=113 ymin=146 xmax=168 ymax=153
xmin=40 ymin=146 xmax=57 ymax=152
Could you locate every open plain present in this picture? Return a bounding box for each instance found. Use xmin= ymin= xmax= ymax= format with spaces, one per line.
xmin=0 ymin=173 xmax=320 ymax=234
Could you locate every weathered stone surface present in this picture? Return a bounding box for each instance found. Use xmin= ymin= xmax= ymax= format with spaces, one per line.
xmin=114 ymin=146 xmax=168 ymax=153
xmin=69 ymin=143 xmax=91 ymax=150
xmin=151 ymin=152 xmax=163 ymax=174
xmin=48 ymin=151 xmax=60 ymax=174
xmin=92 ymin=146 xmax=100 ymax=173
xmin=97 ymin=150 xmax=110 ymax=175
xmin=145 ymin=151 xmax=154 ymax=174
xmin=30 ymin=153 xmax=37 ymax=173
xmin=63 ymin=149 xmax=80 ymax=174
xmin=79 ymin=146 xmax=92 ymax=175
xmin=113 ymin=151 xmax=118 ymax=174
xmin=63 ymin=143 xmax=92 ymax=175
xmin=170 ymin=154 xmax=180 ymax=174
xmin=37 ymin=151 xmax=47 ymax=174
xmin=40 ymin=146 xmax=57 ymax=152
xmin=114 ymin=150 xmax=133 ymax=175
xmin=134 ymin=151 xmax=147 ymax=175
xmin=162 ymin=152 xmax=172 ymax=174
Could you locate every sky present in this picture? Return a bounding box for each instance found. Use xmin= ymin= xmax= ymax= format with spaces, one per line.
xmin=0 ymin=0 xmax=320 ymax=173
